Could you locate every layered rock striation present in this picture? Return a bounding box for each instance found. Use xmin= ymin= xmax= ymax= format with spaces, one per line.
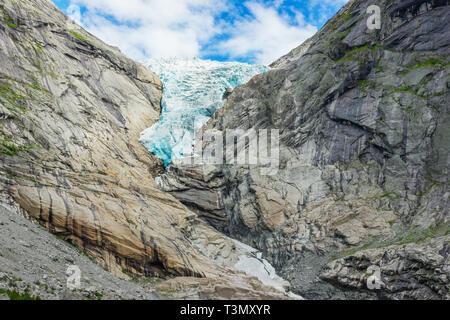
xmin=159 ymin=0 xmax=450 ymax=299
xmin=0 ymin=0 xmax=292 ymax=299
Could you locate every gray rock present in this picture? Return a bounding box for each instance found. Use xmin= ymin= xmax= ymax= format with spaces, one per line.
xmin=222 ymin=88 xmax=234 ymax=100
xmin=321 ymin=235 xmax=450 ymax=300
xmin=0 ymin=0 xmax=294 ymax=300
xmin=161 ymin=0 xmax=450 ymax=299
xmin=0 ymin=203 xmax=160 ymax=300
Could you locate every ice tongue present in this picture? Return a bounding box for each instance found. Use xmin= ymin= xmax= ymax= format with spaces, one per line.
xmin=139 ymin=57 xmax=268 ymax=166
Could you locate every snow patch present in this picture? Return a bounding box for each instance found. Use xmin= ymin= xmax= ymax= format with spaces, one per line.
xmin=232 ymin=240 xmax=303 ymax=299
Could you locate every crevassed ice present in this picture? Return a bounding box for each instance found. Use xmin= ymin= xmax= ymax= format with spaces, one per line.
xmin=139 ymin=57 xmax=269 ymax=166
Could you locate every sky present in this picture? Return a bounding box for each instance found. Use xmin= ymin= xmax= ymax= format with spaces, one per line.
xmin=52 ymin=0 xmax=349 ymax=65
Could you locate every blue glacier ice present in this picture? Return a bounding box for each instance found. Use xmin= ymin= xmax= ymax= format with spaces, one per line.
xmin=139 ymin=57 xmax=269 ymax=166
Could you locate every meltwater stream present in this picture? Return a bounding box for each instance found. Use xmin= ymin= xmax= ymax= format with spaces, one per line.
xmin=139 ymin=57 xmax=268 ymax=166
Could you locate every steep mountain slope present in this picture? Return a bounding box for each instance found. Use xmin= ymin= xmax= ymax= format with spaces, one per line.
xmin=0 ymin=203 xmax=161 ymax=300
xmin=159 ymin=0 xmax=450 ymax=299
xmin=0 ymin=0 xmax=291 ymax=299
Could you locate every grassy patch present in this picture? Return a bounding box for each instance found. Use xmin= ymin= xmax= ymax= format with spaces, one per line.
xmin=0 ymin=288 xmax=41 ymax=300
xmin=0 ymin=74 xmax=52 ymax=112
xmin=357 ymin=79 xmax=377 ymax=93
xmin=358 ymin=192 xmax=402 ymax=202
xmin=121 ymin=269 xmax=164 ymax=285
xmin=410 ymin=59 xmax=442 ymax=69
xmin=0 ymin=142 xmax=33 ymax=156
xmin=0 ymin=81 xmax=28 ymax=111
xmin=158 ymin=288 xmax=179 ymax=298
xmin=0 ymin=133 xmax=33 ymax=157
xmin=335 ymin=222 xmax=450 ymax=260
xmin=335 ymin=42 xmax=381 ymax=63
xmin=393 ymin=87 xmax=414 ymax=94
xmin=29 ymin=41 xmax=44 ymax=54
xmin=330 ymin=12 xmax=352 ymax=31
xmin=0 ymin=8 xmax=18 ymax=28
xmin=159 ymin=289 xmax=177 ymax=294
xmin=383 ymin=223 xmax=450 ymax=246
xmin=403 ymin=58 xmax=449 ymax=74
xmin=69 ymin=30 xmax=88 ymax=43
xmin=86 ymin=291 xmax=103 ymax=300
xmin=5 ymin=21 xmax=17 ymax=28
xmin=5 ymin=171 xmax=20 ymax=179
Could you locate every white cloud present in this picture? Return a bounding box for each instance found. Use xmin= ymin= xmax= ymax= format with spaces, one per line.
xmin=307 ymin=0 xmax=350 ymax=24
xmin=63 ymin=0 xmax=345 ymax=64
xmin=216 ymin=2 xmax=317 ymax=64
xmin=67 ymin=0 xmax=226 ymax=61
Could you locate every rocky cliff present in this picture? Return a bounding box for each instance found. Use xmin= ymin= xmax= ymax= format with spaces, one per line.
xmin=0 ymin=0 xmax=291 ymax=299
xmin=159 ymin=0 xmax=450 ymax=299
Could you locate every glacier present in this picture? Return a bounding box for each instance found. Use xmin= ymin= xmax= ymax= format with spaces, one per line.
xmin=139 ymin=57 xmax=268 ymax=166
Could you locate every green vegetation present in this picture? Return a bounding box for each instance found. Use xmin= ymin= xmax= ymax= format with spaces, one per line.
xmin=330 ymin=12 xmax=351 ymax=31
xmin=122 ymin=269 xmax=164 ymax=285
xmin=348 ymin=43 xmax=381 ymax=54
xmin=0 ymin=81 xmax=27 ymax=111
xmin=34 ymin=281 xmax=58 ymax=295
xmin=5 ymin=171 xmax=19 ymax=180
xmin=0 ymin=288 xmax=41 ymax=300
xmin=0 ymin=73 xmax=52 ymax=116
xmin=357 ymin=79 xmax=377 ymax=94
xmin=10 ymin=277 xmax=23 ymax=283
xmin=69 ymin=30 xmax=88 ymax=43
xmin=5 ymin=21 xmax=17 ymax=28
xmin=367 ymin=192 xmax=402 ymax=202
xmin=339 ymin=13 xmax=350 ymax=22
xmin=0 ymin=135 xmax=33 ymax=157
xmin=384 ymin=84 xmax=428 ymax=99
xmin=86 ymin=291 xmax=103 ymax=300
xmin=410 ymin=59 xmax=442 ymax=69
xmin=0 ymin=8 xmax=18 ymax=28
xmin=336 ymin=191 xmax=402 ymax=203
xmin=336 ymin=30 xmax=350 ymax=40
xmin=335 ymin=222 xmax=450 ymax=259
xmin=158 ymin=288 xmax=180 ymax=299
xmin=402 ymin=57 xmax=449 ymax=74
xmin=388 ymin=224 xmax=450 ymax=246
xmin=34 ymin=281 xmax=48 ymax=291
xmin=335 ymin=42 xmax=381 ymax=63
xmin=29 ymin=41 xmax=44 ymax=55
xmin=393 ymin=87 xmax=414 ymax=94
xmin=159 ymin=289 xmax=177 ymax=294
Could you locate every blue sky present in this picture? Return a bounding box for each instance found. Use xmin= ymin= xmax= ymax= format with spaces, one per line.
xmin=52 ymin=0 xmax=348 ymax=64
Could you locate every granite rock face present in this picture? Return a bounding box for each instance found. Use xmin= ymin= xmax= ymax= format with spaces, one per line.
xmin=0 ymin=0 xmax=292 ymax=299
xmin=159 ymin=0 xmax=450 ymax=299
xmin=321 ymin=235 xmax=450 ymax=300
